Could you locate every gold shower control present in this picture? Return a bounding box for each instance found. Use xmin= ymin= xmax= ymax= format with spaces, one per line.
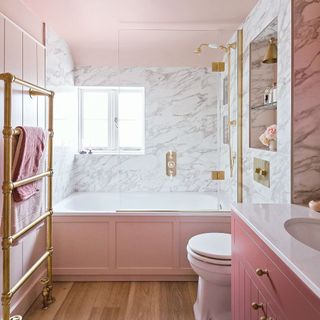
xmin=211 ymin=171 xmax=225 ymax=180
xmin=254 ymin=158 xmax=270 ymax=187
xmin=166 ymin=151 xmax=176 ymax=177
xmin=255 ymin=168 xmax=267 ymax=176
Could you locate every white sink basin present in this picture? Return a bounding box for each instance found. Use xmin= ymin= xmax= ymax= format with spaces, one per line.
xmin=284 ymin=218 xmax=320 ymax=252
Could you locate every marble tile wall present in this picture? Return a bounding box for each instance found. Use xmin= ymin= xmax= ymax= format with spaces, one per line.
xmin=242 ymin=0 xmax=291 ymax=203
xmin=73 ymin=67 xmax=220 ymax=192
xmin=46 ymin=28 xmax=77 ymax=203
xmin=292 ymin=0 xmax=320 ymax=204
xmin=220 ymin=0 xmax=292 ymax=204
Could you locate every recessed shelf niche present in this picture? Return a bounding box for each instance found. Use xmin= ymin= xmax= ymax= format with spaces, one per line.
xmin=249 ymin=18 xmax=278 ymax=152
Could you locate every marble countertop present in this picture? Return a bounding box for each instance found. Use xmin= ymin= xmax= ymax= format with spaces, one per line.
xmin=231 ymin=203 xmax=320 ymax=298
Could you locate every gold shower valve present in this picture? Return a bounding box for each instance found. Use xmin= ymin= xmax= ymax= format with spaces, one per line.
xmin=255 ymin=168 xmax=267 ymax=176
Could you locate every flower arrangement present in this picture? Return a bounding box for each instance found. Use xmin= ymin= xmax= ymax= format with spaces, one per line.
xmin=259 ymin=124 xmax=277 ymax=151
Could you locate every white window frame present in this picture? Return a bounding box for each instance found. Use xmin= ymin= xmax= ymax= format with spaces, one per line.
xmin=78 ymin=86 xmax=145 ymax=155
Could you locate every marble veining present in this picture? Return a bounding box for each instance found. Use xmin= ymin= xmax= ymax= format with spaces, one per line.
xmin=292 ymin=0 xmax=320 ymax=204
xmin=46 ymin=29 xmax=76 ymax=203
xmin=46 ymin=28 xmax=74 ymax=87
xmin=241 ymin=0 xmax=291 ymax=203
xmin=73 ymin=67 xmax=219 ymax=192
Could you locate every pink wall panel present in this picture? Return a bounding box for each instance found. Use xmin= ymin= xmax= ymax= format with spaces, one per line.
xmin=0 ymin=1 xmax=43 ymax=44
xmin=0 ymin=5 xmax=46 ymax=319
xmin=116 ymin=221 xmax=174 ymax=268
xmin=52 ymin=215 xmax=231 ymax=280
xmin=36 ymin=45 xmax=46 ymax=128
xmin=0 ymin=16 xmax=3 ymax=71
xmin=0 ymin=16 xmax=4 ymax=220
xmin=22 ymin=225 xmax=45 ymax=272
xmin=4 ymin=19 xmax=22 ymax=128
xmin=53 ymin=222 xmax=109 ymax=270
xmin=22 ymin=34 xmax=38 ymax=126
xmin=21 ymin=225 xmax=46 ymax=290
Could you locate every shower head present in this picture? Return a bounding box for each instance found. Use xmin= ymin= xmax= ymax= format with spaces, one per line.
xmin=193 ymin=43 xmax=232 ymax=54
xmin=193 ymin=44 xmax=209 ymax=54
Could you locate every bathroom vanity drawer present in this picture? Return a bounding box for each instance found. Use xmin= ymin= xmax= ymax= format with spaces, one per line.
xmin=232 ymin=213 xmax=320 ymax=320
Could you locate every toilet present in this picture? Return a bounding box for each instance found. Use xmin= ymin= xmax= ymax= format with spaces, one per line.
xmin=187 ymin=233 xmax=232 ymax=320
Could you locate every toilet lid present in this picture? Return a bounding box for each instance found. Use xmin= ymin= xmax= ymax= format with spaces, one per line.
xmin=188 ymin=233 xmax=231 ymax=260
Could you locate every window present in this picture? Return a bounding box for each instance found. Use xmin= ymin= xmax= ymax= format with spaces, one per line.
xmin=79 ymin=87 xmax=145 ymax=154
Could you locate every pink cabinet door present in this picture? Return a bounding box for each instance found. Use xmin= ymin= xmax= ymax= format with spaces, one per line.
xmin=232 ymin=213 xmax=320 ymax=320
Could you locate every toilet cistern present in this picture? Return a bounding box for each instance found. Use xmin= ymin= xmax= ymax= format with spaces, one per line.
xmin=166 ymin=151 xmax=176 ymax=177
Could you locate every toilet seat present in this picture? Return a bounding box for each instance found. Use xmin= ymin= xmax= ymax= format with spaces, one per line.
xmin=188 ymin=233 xmax=231 ymax=261
xmin=187 ymin=245 xmax=231 ymax=266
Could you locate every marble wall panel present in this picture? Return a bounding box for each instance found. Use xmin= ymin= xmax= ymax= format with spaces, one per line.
xmin=73 ymin=67 xmax=220 ymax=192
xmin=292 ymin=0 xmax=320 ymax=204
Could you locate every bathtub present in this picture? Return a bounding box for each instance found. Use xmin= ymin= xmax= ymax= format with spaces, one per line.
xmin=53 ymin=192 xmax=231 ymax=281
xmin=54 ymin=191 xmax=230 ymax=213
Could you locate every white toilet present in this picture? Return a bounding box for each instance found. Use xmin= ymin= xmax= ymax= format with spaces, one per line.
xmin=187 ymin=233 xmax=231 ymax=320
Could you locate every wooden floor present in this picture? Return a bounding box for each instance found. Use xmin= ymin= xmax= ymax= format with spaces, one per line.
xmin=24 ymin=282 xmax=197 ymax=320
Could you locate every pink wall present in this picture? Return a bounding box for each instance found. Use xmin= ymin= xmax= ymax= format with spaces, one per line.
xmin=21 ymin=0 xmax=258 ymax=67
xmin=292 ymin=0 xmax=320 ymax=204
xmin=0 ymin=0 xmax=44 ymax=45
xmin=0 ymin=4 xmax=47 ymax=318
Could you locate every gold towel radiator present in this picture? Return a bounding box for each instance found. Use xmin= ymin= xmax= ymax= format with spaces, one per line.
xmin=0 ymin=73 xmax=55 ymax=320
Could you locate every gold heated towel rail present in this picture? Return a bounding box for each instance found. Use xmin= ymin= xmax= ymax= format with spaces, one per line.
xmin=0 ymin=73 xmax=55 ymax=320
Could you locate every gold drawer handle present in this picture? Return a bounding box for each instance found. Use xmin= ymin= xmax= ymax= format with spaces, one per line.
xmin=251 ymin=302 xmax=264 ymax=310
xmin=260 ymin=317 xmax=273 ymax=320
xmin=256 ymin=268 xmax=269 ymax=277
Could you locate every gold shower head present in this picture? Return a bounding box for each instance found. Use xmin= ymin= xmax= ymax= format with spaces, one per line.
xmin=262 ymin=37 xmax=277 ymax=64
xmin=193 ymin=43 xmax=235 ymax=55
xmin=193 ymin=44 xmax=209 ymax=54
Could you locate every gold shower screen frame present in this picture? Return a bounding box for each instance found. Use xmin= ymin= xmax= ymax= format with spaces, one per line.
xmin=0 ymin=73 xmax=55 ymax=320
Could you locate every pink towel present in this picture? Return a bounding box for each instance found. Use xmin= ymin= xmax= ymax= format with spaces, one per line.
xmin=12 ymin=126 xmax=46 ymax=202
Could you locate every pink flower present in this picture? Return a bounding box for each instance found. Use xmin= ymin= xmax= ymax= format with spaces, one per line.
xmin=265 ymin=124 xmax=277 ymax=141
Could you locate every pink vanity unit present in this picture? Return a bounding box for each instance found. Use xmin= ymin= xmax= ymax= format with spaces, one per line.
xmin=232 ymin=204 xmax=320 ymax=320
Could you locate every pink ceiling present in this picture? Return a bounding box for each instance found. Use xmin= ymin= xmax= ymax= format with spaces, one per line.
xmin=21 ymin=0 xmax=257 ymax=67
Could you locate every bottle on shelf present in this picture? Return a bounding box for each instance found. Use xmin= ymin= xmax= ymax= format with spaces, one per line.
xmin=263 ymin=87 xmax=272 ymax=105
xmin=271 ymin=82 xmax=277 ymax=103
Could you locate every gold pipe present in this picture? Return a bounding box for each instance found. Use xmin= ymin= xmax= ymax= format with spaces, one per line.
xmin=237 ymin=30 xmax=244 ymax=203
xmin=9 ymin=251 xmax=50 ymax=297
xmin=1 ymin=76 xmax=13 ymax=320
xmin=12 ymin=170 xmax=52 ymax=189
xmin=45 ymin=94 xmax=54 ymax=305
xmin=0 ymin=73 xmax=53 ymax=97
xmin=10 ymin=211 xmax=51 ymax=243
xmin=227 ymin=44 xmax=236 ymax=177
xmin=13 ymin=128 xmax=21 ymax=136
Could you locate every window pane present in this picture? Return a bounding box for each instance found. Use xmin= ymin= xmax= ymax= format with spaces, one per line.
xmin=82 ymin=90 xmax=109 ymax=149
xmin=118 ymin=89 xmax=144 ymax=149
xmin=118 ymin=91 xmax=144 ymax=120
xmin=83 ymin=91 xmax=109 ymax=119
xmin=118 ymin=120 xmax=143 ymax=148
xmin=83 ymin=119 xmax=109 ymax=148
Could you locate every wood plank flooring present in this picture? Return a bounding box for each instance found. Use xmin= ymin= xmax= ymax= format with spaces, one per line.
xmin=24 ymin=282 xmax=197 ymax=320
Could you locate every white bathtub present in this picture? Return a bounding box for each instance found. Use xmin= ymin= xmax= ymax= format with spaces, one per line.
xmin=54 ymin=191 xmax=229 ymax=213
xmin=52 ymin=192 xmax=231 ymax=281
